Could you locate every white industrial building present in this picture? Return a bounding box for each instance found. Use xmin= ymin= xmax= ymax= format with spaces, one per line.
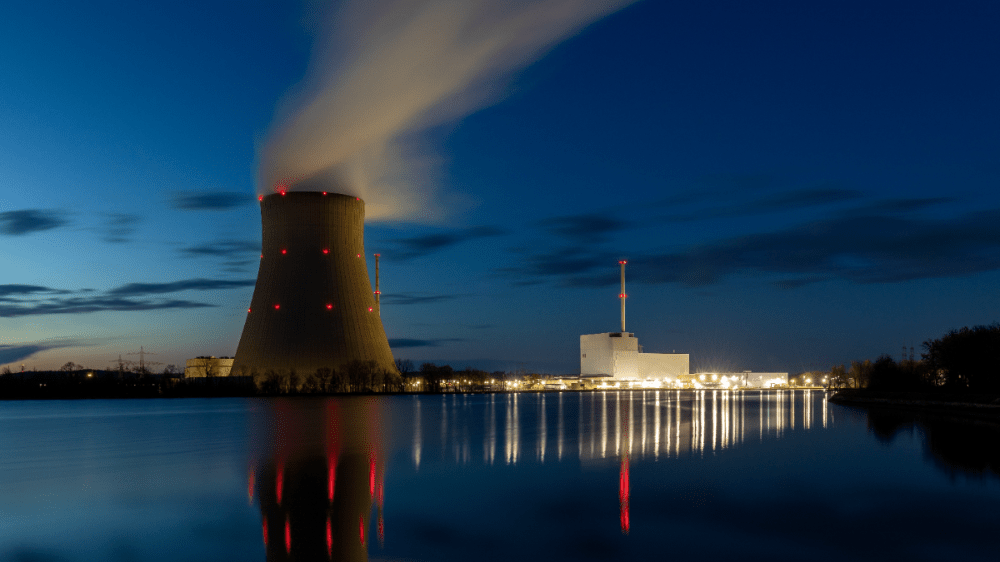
xmin=580 ymin=332 xmax=689 ymax=382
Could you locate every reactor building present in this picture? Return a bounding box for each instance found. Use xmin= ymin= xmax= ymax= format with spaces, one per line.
xmin=231 ymin=191 xmax=397 ymax=377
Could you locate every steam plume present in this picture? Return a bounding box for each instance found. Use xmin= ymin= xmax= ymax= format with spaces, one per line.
xmin=260 ymin=0 xmax=637 ymax=221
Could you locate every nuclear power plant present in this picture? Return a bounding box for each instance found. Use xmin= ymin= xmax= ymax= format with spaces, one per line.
xmin=579 ymin=260 xmax=690 ymax=384
xmin=231 ymin=192 xmax=397 ymax=377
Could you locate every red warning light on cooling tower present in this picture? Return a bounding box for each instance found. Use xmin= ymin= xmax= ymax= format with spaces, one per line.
xmin=357 ymin=254 xmax=361 ymax=258
xmin=281 ymin=249 xmax=287 ymax=255
xmin=274 ymin=304 xmax=280 ymax=310
xmin=279 ymin=190 xmax=287 ymax=196
xmin=323 ymin=249 xmax=329 ymax=254
xmin=248 ymin=308 xmax=251 ymax=313
xmin=258 ymin=195 xmax=263 ymax=201
xmin=322 ymin=191 xmax=327 ymax=196
xmin=368 ymin=307 xmax=373 ymax=312
xmin=326 ymin=304 xmax=333 ymax=310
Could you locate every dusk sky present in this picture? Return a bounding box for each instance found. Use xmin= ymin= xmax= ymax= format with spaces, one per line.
xmin=2 ymin=0 xmax=998 ymax=375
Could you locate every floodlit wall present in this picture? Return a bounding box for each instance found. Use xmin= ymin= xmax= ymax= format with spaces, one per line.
xmin=581 ymin=333 xmax=638 ymax=378
xmin=637 ymin=353 xmax=689 ymax=379
xmin=232 ymin=192 xmax=396 ymax=377
xmin=184 ymin=356 xmax=234 ymax=378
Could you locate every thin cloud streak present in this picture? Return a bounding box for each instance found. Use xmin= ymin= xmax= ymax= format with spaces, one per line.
xmin=171 ymin=191 xmax=255 ymax=210
xmin=380 ymin=293 xmax=458 ymax=305
xmin=381 ymin=226 xmax=503 ymax=260
xmin=1 ymin=277 xmax=255 ymax=317
xmin=0 ymin=297 xmax=214 ymax=318
xmin=0 ymin=342 xmax=76 ymax=364
xmin=0 ymin=209 xmax=68 ymax=235
xmin=108 ymin=279 xmax=256 ymax=297
xmin=388 ymin=337 xmax=464 ymax=348
xmin=0 ymin=285 xmax=68 ymax=298
xmin=101 ymin=213 xmax=141 ymax=244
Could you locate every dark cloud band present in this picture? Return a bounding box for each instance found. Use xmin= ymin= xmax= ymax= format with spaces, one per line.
xmin=0 ymin=210 xmax=68 ymax=235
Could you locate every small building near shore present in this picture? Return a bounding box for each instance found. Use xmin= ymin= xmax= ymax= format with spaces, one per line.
xmin=184 ymin=356 xmax=234 ymax=378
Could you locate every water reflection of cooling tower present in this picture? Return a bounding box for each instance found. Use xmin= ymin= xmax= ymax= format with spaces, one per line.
xmin=232 ymin=192 xmax=396 ymax=377
xmin=255 ymin=399 xmax=384 ymax=562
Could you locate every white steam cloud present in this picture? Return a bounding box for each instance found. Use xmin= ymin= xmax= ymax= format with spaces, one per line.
xmin=260 ymin=0 xmax=637 ymax=221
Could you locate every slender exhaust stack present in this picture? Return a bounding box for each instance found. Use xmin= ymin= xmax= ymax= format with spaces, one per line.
xmin=374 ymin=253 xmax=381 ymax=317
xmin=232 ymin=192 xmax=396 ymax=377
xmin=618 ymin=259 xmax=627 ymax=333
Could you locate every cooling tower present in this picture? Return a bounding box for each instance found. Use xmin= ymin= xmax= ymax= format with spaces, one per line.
xmin=232 ymin=192 xmax=396 ymax=377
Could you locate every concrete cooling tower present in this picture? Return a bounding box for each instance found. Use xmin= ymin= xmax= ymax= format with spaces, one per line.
xmin=232 ymin=192 xmax=396 ymax=377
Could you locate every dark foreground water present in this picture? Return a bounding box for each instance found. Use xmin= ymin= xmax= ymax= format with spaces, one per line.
xmin=1 ymin=391 xmax=998 ymax=561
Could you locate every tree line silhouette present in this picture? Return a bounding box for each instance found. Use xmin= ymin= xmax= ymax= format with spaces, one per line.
xmin=827 ymin=323 xmax=1000 ymax=393
xmin=0 ymin=357 xmax=537 ymax=398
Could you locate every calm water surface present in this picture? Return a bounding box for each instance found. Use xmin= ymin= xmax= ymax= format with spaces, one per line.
xmin=1 ymin=391 xmax=997 ymax=561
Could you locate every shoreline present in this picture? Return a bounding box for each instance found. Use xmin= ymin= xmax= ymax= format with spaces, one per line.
xmin=830 ymin=389 xmax=1000 ymax=419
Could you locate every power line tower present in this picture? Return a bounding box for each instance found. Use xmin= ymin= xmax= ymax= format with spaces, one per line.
xmin=125 ymin=346 xmax=162 ymax=374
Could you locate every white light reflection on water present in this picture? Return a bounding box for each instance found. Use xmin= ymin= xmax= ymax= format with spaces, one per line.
xmin=411 ymin=390 xmax=837 ymax=468
xmin=413 ymin=396 xmax=421 ymax=470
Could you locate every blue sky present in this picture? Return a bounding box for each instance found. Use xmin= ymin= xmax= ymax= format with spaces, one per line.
xmin=2 ymin=0 xmax=998 ymax=374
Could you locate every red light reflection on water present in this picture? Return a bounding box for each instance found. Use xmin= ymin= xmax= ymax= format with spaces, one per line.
xmin=276 ymin=462 xmax=284 ymax=504
xmin=326 ymin=517 xmax=333 ymax=556
xmin=619 ymin=455 xmax=630 ymax=534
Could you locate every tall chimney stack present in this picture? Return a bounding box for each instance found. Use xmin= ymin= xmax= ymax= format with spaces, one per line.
xmin=618 ymin=259 xmax=627 ymax=333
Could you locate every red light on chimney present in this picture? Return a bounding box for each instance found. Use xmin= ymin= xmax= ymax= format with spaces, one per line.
xmin=619 ymin=293 xmax=627 ymax=298
xmin=281 ymin=249 xmax=287 ymax=254
xmin=279 ymin=190 xmax=286 ymax=196
xmin=355 ymin=197 xmax=360 ymax=201
xmin=326 ymin=304 xmax=333 ymax=310
xmin=274 ymin=304 xmax=280 ymax=310
xmin=374 ymin=290 xmax=380 ymax=295
xmin=322 ymin=191 xmax=327 ymax=196
xmin=322 ymin=249 xmax=329 ymax=254
xmin=258 ymin=195 xmax=263 ymax=201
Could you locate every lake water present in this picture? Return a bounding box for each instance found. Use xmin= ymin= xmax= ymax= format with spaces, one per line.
xmin=1 ymin=391 xmax=997 ymax=561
